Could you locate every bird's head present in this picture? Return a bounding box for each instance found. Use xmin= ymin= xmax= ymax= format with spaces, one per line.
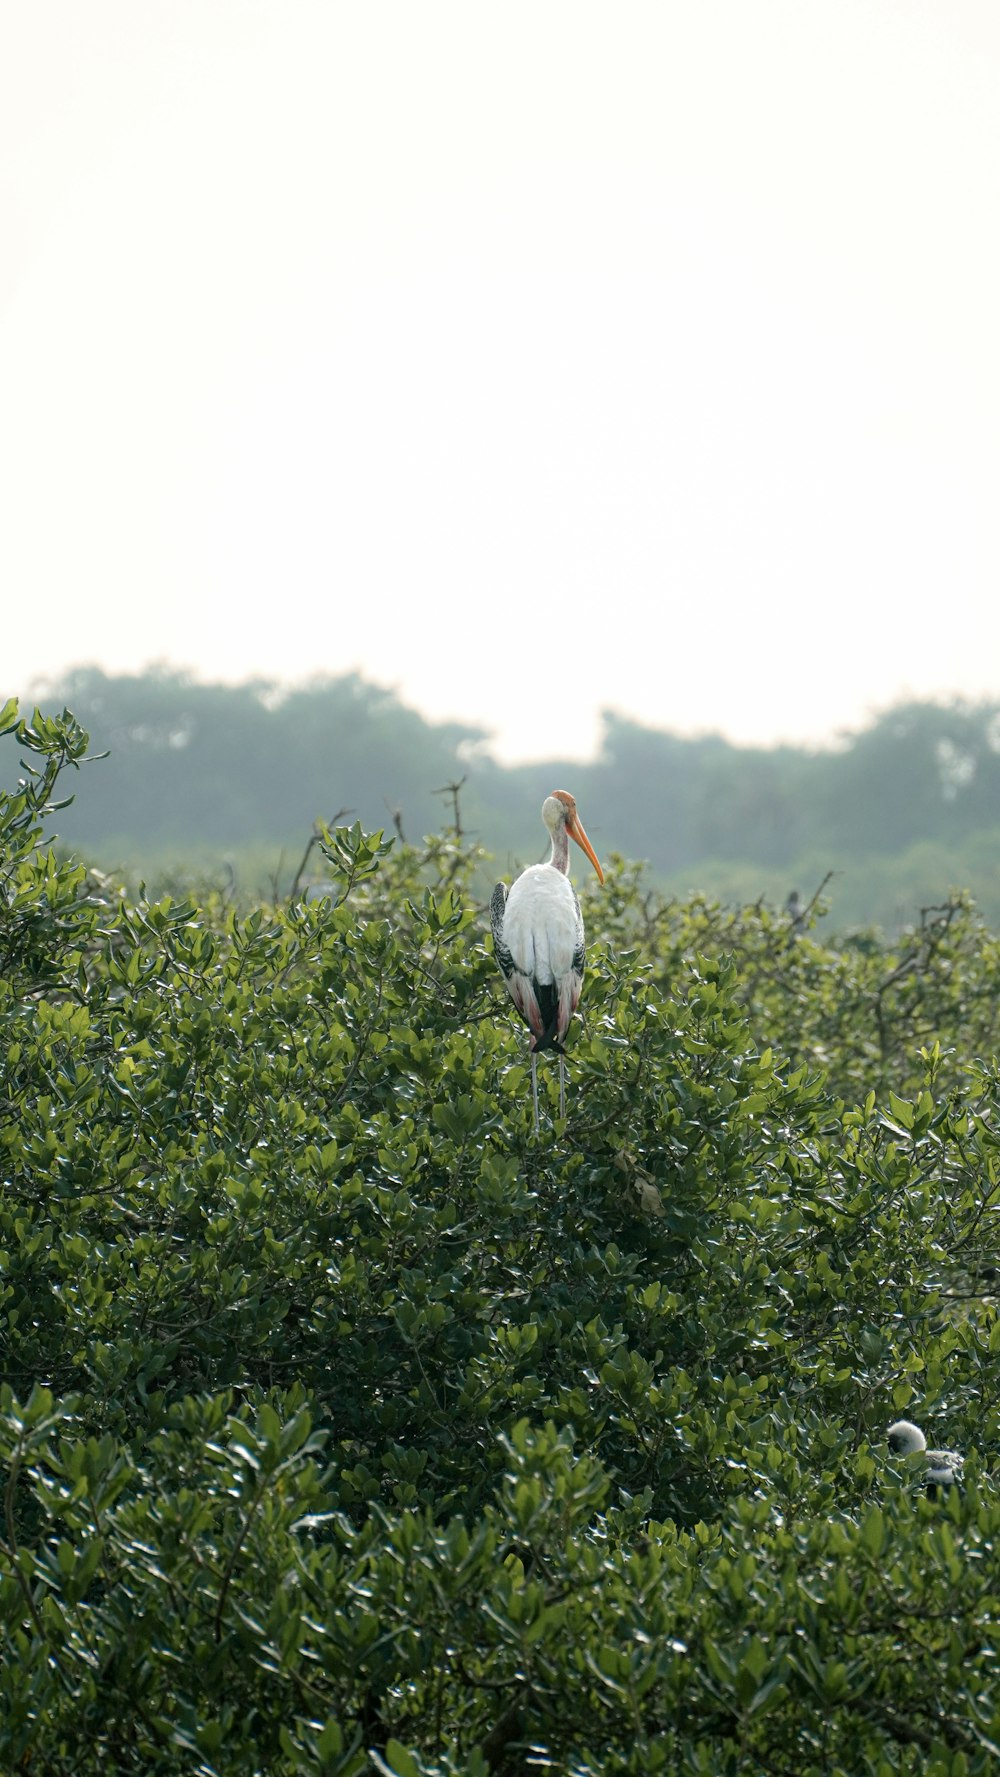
xmin=887 ymin=1420 xmax=927 ymax=1456
xmin=543 ymin=791 xmax=605 ymax=883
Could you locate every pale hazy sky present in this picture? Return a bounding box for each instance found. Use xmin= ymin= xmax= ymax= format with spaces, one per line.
xmin=3 ymin=2 xmax=999 ymax=761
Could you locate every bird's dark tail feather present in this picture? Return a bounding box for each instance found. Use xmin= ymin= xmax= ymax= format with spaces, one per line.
xmin=528 ymin=984 xmax=565 ymax=1055
xmin=530 ymin=1013 xmax=565 ymax=1055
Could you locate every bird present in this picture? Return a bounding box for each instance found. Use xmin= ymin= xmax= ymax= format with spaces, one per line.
xmin=886 ymin=1419 xmax=963 ymax=1490
xmin=491 ymin=791 xmax=604 ymax=1132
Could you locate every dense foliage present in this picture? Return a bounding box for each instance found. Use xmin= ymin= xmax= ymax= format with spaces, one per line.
xmin=12 ymin=665 xmax=1000 ymax=927
xmin=2 ymin=701 xmax=1000 ymax=1775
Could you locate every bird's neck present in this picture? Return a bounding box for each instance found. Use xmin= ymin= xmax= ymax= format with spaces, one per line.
xmin=549 ymin=827 xmax=570 ymax=874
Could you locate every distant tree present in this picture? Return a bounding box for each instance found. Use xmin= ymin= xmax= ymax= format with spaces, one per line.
xmin=12 ymin=666 xmax=488 ymax=852
xmin=812 ymin=698 xmax=1000 ymax=857
xmin=6 ymin=671 xmax=1000 ymax=927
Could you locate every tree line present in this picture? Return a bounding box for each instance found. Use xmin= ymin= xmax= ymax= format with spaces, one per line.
xmin=7 ymin=665 xmax=1000 ymax=926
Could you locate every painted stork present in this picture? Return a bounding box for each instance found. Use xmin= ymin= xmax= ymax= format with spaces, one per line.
xmin=491 ymin=791 xmax=604 ymax=1131
xmin=887 ymin=1419 xmax=963 ymax=1490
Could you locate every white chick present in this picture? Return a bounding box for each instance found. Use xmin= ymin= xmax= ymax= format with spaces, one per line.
xmin=887 ymin=1419 xmax=963 ymax=1488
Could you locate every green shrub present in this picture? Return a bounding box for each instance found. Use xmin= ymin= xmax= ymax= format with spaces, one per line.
xmin=1 ymin=703 xmax=999 ymax=1774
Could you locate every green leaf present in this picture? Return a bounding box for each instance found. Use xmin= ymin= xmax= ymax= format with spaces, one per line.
xmin=371 ymin=1743 xmax=422 ymax=1777
xmin=887 ymin=1092 xmax=914 ymax=1131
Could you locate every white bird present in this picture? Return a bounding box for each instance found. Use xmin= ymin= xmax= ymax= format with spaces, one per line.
xmin=886 ymin=1419 xmax=963 ymax=1489
xmin=491 ymin=791 xmax=604 ymax=1132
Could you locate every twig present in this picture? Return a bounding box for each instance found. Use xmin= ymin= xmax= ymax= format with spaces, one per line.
xmin=432 ymin=777 xmax=466 ymax=837
xmin=384 ymin=799 xmax=407 ymax=844
xmin=4 ymin=1447 xmax=47 ymax=1644
xmin=289 ymin=810 xmax=351 ymax=900
xmin=213 ymin=1480 xmax=267 ymax=1643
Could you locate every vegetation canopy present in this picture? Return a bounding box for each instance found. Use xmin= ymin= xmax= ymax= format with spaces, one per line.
xmin=1 ymin=700 xmax=1000 ymax=1775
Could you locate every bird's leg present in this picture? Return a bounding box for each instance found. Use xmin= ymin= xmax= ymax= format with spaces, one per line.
xmin=558 ymin=1054 xmax=566 ymax=1122
xmin=531 ymin=1050 xmax=539 ymax=1134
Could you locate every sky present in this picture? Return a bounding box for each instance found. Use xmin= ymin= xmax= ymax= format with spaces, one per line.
xmin=3 ymin=2 xmax=1000 ymax=764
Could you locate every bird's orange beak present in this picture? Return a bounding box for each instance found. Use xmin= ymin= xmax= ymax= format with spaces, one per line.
xmin=567 ymin=812 xmax=604 ymax=884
